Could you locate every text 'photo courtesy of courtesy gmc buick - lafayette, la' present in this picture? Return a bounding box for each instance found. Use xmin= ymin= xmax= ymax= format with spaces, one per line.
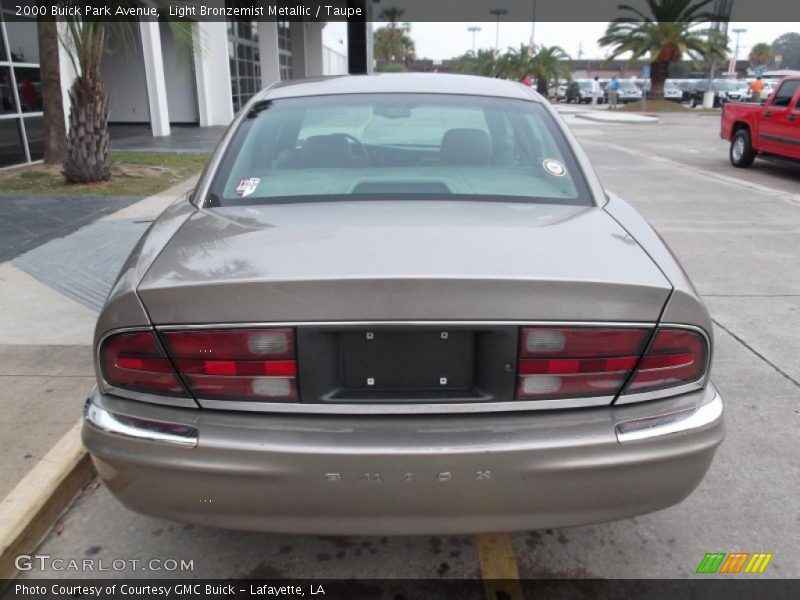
xmin=84 ymin=74 xmax=724 ymax=535
xmin=722 ymin=75 xmax=800 ymax=168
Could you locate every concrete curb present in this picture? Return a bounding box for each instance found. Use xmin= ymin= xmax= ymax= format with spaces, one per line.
xmin=0 ymin=420 xmax=94 ymax=581
xmin=574 ymin=112 xmax=659 ymax=124
xmin=0 ymin=174 xmax=198 ymax=583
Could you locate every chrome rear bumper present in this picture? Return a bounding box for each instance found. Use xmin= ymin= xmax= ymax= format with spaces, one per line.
xmin=84 ymin=385 xmax=724 ymax=535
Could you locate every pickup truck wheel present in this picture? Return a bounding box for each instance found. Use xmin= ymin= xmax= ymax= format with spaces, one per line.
xmin=730 ymin=129 xmax=756 ymax=168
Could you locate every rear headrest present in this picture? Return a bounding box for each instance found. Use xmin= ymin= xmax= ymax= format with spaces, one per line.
xmin=440 ymin=128 xmax=492 ymax=165
xmin=299 ymin=134 xmax=355 ymax=168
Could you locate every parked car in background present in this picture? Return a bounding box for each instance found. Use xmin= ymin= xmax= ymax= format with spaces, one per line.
xmin=674 ymin=79 xmax=707 ymax=103
xmin=617 ymin=80 xmax=643 ymax=103
xmin=642 ymin=79 xmax=683 ymax=102
xmin=722 ymin=75 xmax=800 ymax=167
xmin=725 ymin=81 xmax=751 ymax=102
xmin=689 ymin=79 xmax=739 ymax=108
xmin=566 ymin=79 xmax=598 ymax=104
xmin=83 ymin=73 xmax=724 ymax=535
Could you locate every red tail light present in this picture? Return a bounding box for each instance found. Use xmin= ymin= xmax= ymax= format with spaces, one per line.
xmin=161 ymin=328 xmax=297 ymax=401
xmin=517 ymin=327 xmax=650 ymax=400
xmin=100 ymin=328 xmax=298 ymax=402
xmin=100 ymin=331 xmax=187 ymax=397
xmin=516 ymin=326 xmax=708 ymax=401
xmin=622 ymin=328 xmax=708 ymax=395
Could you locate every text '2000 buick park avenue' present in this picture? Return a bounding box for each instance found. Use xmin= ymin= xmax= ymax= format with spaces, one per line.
xmin=84 ymin=74 xmax=724 ymax=535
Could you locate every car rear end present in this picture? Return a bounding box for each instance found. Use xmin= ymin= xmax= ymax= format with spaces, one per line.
xmin=84 ymin=76 xmax=723 ymax=534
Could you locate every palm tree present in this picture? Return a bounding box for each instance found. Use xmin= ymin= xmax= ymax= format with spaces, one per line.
xmin=60 ymin=19 xmax=112 ymax=182
xmin=454 ymin=49 xmax=497 ymax=77
xmin=748 ymin=43 xmax=771 ymax=69
xmin=373 ymin=7 xmax=416 ymax=69
xmin=58 ymin=9 xmax=192 ymax=183
xmin=599 ymin=0 xmax=729 ymax=100
xmin=530 ymin=45 xmax=572 ymax=96
xmin=495 ymin=44 xmax=530 ymax=80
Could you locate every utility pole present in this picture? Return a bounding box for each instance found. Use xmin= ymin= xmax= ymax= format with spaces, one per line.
xmin=467 ymin=26 xmax=481 ymax=54
xmin=490 ymin=8 xmax=508 ymax=75
xmin=704 ymin=0 xmax=732 ymax=108
xmin=729 ymin=28 xmax=746 ymax=76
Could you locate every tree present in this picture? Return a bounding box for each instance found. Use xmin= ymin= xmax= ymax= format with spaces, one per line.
xmin=456 ymin=44 xmax=571 ymax=96
xmin=454 ymin=49 xmax=497 ymax=77
xmin=599 ymin=0 xmax=729 ymax=100
xmin=771 ymin=32 xmax=800 ymax=69
xmin=60 ymin=19 xmax=112 ymax=182
xmin=58 ymin=5 xmax=192 ymax=183
xmin=748 ymin=43 xmax=771 ymax=69
xmin=373 ymin=7 xmax=416 ymax=69
xmin=37 ymin=18 xmax=66 ymax=165
xmin=530 ymin=45 xmax=573 ymax=96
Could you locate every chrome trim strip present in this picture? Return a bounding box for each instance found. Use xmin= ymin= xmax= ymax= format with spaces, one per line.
xmin=84 ymin=400 xmax=198 ymax=448
xmin=614 ymin=380 xmax=705 ymax=405
xmin=197 ymin=395 xmax=612 ymax=415
xmin=615 ymin=392 xmax=723 ymax=443
xmin=155 ymin=320 xmax=656 ymax=331
xmin=105 ymin=386 xmax=198 ymax=409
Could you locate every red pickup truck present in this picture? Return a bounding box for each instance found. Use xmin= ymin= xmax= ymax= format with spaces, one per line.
xmin=721 ymin=76 xmax=800 ymax=167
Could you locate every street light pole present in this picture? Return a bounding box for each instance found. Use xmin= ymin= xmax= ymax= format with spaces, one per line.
xmin=530 ymin=0 xmax=537 ymax=49
xmin=730 ymin=28 xmax=746 ymax=76
xmin=490 ymin=8 xmax=508 ymax=74
xmin=467 ymin=26 xmax=482 ymax=54
xmin=704 ymin=0 xmax=732 ymax=108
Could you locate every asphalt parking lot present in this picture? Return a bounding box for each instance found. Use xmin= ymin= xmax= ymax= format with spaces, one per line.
xmin=16 ymin=110 xmax=800 ymax=582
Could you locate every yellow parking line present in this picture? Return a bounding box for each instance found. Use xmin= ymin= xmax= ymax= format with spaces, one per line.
xmin=476 ymin=532 xmax=525 ymax=600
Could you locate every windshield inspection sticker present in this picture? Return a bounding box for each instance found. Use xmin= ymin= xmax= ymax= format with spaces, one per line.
xmin=235 ymin=177 xmax=261 ymax=197
xmin=542 ymin=158 xmax=567 ymax=177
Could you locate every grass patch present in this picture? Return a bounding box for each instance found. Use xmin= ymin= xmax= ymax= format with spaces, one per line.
xmin=0 ymin=151 xmax=209 ymax=197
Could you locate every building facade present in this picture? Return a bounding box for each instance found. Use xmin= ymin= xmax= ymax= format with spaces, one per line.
xmin=0 ymin=12 xmax=349 ymax=168
xmin=0 ymin=14 xmax=42 ymax=167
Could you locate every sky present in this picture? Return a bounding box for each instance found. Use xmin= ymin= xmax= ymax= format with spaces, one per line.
xmin=324 ymin=21 xmax=800 ymax=62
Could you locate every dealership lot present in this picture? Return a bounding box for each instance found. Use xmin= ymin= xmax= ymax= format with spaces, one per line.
xmin=13 ymin=112 xmax=800 ymax=581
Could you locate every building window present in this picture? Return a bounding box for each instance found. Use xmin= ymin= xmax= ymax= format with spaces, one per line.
xmin=0 ymin=10 xmax=43 ymax=167
xmin=277 ymin=21 xmax=293 ymax=80
xmin=227 ymin=18 xmax=261 ymax=113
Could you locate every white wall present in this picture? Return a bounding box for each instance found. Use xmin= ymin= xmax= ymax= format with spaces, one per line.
xmin=160 ymin=22 xmax=199 ymax=124
xmin=258 ymin=22 xmax=280 ymax=87
xmin=323 ymin=44 xmax=348 ymax=75
xmin=57 ymin=22 xmax=79 ymax=131
xmin=100 ymin=27 xmax=149 ymax=123
xmin=322 ymin=24 xmax=348 ymax=75
xmin=192 ymin=22 xmax=234 ymax=126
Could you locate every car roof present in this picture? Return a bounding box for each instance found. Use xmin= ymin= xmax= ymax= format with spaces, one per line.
xmin=258 ymin=73 xmax=539 ymax=102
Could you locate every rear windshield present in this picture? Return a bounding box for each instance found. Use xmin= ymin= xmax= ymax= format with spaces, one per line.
xmin=206 ymin=93 xmax=591 ymax=207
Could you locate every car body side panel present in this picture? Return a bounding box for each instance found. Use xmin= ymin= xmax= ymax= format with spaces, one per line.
xmin=94 ymin=195 xmax=196 ymax=341
xmin=603 ymin=192 xmax=712 ymax=339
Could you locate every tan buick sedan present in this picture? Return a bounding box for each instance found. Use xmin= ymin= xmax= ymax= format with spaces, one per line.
xmin=84 ymin=74 xmax=724 ymax=535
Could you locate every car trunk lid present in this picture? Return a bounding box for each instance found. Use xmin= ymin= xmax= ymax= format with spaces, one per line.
xmin=137 ymin=201 xmax=672 ymax=324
